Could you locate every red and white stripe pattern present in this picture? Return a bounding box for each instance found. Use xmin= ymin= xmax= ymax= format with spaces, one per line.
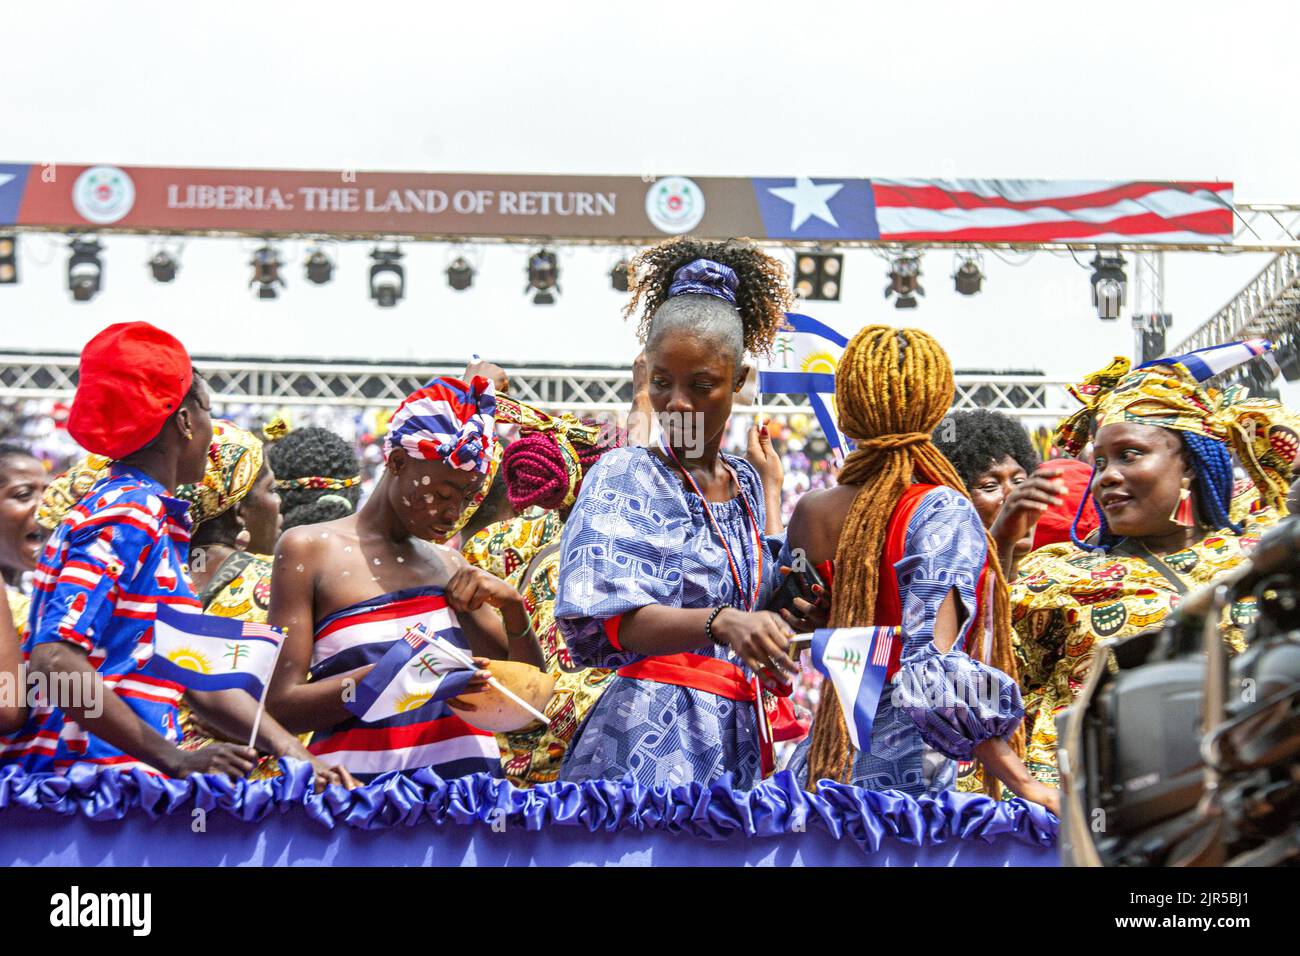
xmin=872 ymin=179 xmax=1233 ymax=243
xmin=871 ymin=627 xmax=897 ymax=669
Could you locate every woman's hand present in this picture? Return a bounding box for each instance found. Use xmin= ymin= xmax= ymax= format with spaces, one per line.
xmin=712 ymin=608 xmax=800 ymax=691
xmin=167 ymin=742 xmax=258 ymax=781
xmin=445 ymin=566 xmax=524 ymax=615
xmin=989 ymin=467 xmax=1068 ymax=557
xmin=445 ymin=657 xmax=493 ymax=713
xmin=775 ymin=564 xmax=831 ymax=632
xmin=1019 ymin=780 xmax=1061 ymax=817
xmin=746 ymin=424 xmax=783 ymax=496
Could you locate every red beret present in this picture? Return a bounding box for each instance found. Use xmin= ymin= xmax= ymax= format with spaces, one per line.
xmin=68 ymin=322 xmax=194 ymax=459
xmin=1032 ymin=457 xmax=1100 ymax=550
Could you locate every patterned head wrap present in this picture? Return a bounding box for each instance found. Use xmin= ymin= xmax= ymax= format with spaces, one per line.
xmin=383 ymin=376 xmax=497 ymax=474
xmin=668 ymin=258 xmax=740 ymax=305
xmin=1055 ymin=339 xmax=1292 ymax=511
xmin=37 ymin=454 xmax=112 ymax=531
xmin=274 ymin=474 xmax=361 ymax=492
xmin=495 ymin=395 xmax=605 ymax=510
xmin=175 ymin=420 xmax=265 ymax=526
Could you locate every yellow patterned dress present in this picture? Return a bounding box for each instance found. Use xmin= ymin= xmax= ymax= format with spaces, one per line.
xmin=177 ymin=551 xmax=288 ymax=779
xmin=462 ymin=510 xmax=615 ymax=786
xmin=1010 ymin=512 xmax=1277 ymax=787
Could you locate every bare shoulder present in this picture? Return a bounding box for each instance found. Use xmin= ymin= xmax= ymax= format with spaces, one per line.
xmin=274 ymin=517 xmax=355 ymax=568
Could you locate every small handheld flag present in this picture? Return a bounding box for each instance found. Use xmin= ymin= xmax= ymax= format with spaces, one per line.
xmin=1136 ymin=337 xmax=1274 ymax=383
xmin=147 ymin=605 xmax=284 ymax=700
xmin=758 ymin=312 xmax=852 ymax=460
xmin=347 ymin=622 xmax=479 ymax=724
xmin=809 ymin=627 xmax=900 ymax=752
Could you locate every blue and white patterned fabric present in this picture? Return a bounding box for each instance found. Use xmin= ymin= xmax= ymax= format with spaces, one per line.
xmin=784 ymin=486 xmax=1022 ymax=796
xmin=554 ymin=447 xmax=781 ymax=790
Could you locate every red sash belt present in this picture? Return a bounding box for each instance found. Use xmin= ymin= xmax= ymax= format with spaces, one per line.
xmin=616 ymin=653 xmax=807 ymax=776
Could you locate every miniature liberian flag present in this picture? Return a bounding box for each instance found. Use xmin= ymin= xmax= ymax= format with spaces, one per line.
xmin=346 ymin=622 xmax=478 ymax=724
xmin=810 ymin=627 xmax=900 ymax=751
xmin=758 ymin=312 xmax=852 ymax=461
xmin=1136 ymin=337 xmax=1275 ymax=383
xmin=147 ymin=605 xmax=284 ymax=699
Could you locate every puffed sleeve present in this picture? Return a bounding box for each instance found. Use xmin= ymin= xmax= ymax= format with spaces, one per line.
xmin=554 ymin=448 xmax=691 ymax=669
xmin=889 ymin=487 xmax=1023 ymax=760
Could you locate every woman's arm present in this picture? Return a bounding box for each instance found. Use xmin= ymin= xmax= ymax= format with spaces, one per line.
xmin=265 ymin=529 xmax=373 ymax=734
xmin=0 ymin=588 xmax=26 ymax=734
xmin=444 ymin=559 xmax=544 ymax=669
xmin=973 ymin=737 xmax=1060 ymax=815
xmin=745 ymin=424 xmax=785 ymax=535
xmin=614 ymin=605 xmax=800 ymax=686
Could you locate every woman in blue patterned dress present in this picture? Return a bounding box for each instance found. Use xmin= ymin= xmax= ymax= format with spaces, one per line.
xmin=555 ymin=238 xmax=802 ymax=791
xmin=783 ymin=325 xmax=1058 ymax=814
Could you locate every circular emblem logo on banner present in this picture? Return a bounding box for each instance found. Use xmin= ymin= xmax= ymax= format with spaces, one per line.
xmin=72 ymin=166 xmax=136 ymax=225
xmin=645 ymin=176 xmax=705 ymax=234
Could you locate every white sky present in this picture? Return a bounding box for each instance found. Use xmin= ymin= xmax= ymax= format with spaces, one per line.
xmin=1 ymin=0 xmax=1297 ymax=403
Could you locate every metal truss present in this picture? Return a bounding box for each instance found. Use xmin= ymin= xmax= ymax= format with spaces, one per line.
xmin=0 ymin=354 xmax=1078 ymax=421
xmin=1171 ymin=250 xmax=1300 ymax=354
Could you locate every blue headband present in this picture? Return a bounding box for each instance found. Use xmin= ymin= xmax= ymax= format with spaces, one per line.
xmin=667 ymin=258 xmax=739 ymax=305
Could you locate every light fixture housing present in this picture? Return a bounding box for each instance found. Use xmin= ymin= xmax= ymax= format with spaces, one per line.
xmin=526 ymin=249 xmax=559 ymax=305
xmin=953 ymin=256 xmax=983 ymax=296
xmin=793 ymin=252 xmax=843 ymax=301
xmin=0 ymin=235 xmax=17 ymax=284
xmin=68 ymin=238 xmax=104 ymax=302
xmin=149 ymin=250 xmax=178 ymax=283
xmin=885 ymin=254 xmax=923 ymax=309
xmin=610 ymin=258 xmax=631 ymax=293
xmin=305 ymin=249 xmax=334 ymax=285
xmin=369 ymin=247 xmax=405 ymax=307
xmin=447 ymin=256 xmax=474 ymax=291
xmin=250 ymin=245 xmax=284 ymax=299
xmin=1090 ymin=253 xmax=1127 ymax=320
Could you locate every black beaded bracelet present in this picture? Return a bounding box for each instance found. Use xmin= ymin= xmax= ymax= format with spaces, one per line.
xmin=704 ymin=606 xmax=727 ymax=646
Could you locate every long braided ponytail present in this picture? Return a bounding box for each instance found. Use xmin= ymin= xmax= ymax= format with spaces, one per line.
xmin=803 ymin=326 xmax=1024 ymax=793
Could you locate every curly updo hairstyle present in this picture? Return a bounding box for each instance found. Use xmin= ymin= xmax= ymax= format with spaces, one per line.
xmin=623 ymin=237 xmax=793 ymax=359
xmin=266 ymin=427 xmax=363 ymax=531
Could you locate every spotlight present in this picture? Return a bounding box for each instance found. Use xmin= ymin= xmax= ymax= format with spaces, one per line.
xmin=793 ymin=252 xmax=843 ymax=301
xmin=1133 ymin=313 xmax=1172 ymax=364
xmin=610 ymin=258 xmax=631 ymax=293
xmin=446 ymin=256 xmax=474 ymax=291
xmin=68 ymin=238 xmax=104 ymax=302
xmin=953 ymin=255 xmax=983 ymax=296
xmin=369 ymin=247 xmax=405 ymax=307
xmin=149 ymin=250 xmax=178 ymax=283
xmin=885 ymin=254 xmax=923 ymax=309
xmin=0 ymin=235 xmax=16 ymax=284
xmin=305 ymin=248 xmax=334 ymax=285
xmin=526 ymin=249 xmax=559 ymax=305
xmin=250 ymin=245 xmax=284 ymax=300
xmin=1090 ymin=253 xmax=1127 ymax=320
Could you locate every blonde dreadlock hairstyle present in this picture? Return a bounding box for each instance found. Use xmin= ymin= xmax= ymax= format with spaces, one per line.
xmin=803 ymin=326 xmax=1024 ymax=794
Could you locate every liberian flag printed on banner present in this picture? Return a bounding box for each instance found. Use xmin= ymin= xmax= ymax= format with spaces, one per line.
xmin=759 ymin=313 xmax=851 ymax=460
xmin=346 ymin=622 xmax=477 ymax=724
xmin=146 ymin=605 xmax=284 ymax=698
xmin=1136 ymin=338 xmax=1275 ymax=383
xmin=810 ymin=627 xmax=900 ymax=751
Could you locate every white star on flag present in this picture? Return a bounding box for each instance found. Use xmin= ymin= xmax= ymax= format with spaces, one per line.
xmin=0 ymin=174 xmax=14 ymax=189
xmin=768 ymin=177 xmax=844 ymax=230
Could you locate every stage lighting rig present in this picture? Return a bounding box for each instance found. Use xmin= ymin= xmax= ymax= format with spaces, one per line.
xmin=305 ymin=248 xmax=334 ymax=285
xmin=149 ymin=250 xmax=178 ymax=283
xmin=1090 ymin=253 xmax=1127 ymax=320
xmin=610 ymin=258 xmax=631 ymax=293
xmin=793 ymin=252 xmax=843 ymax=301
xmin=0 ymin=235 xmax=16 ymax=284
xmin=68 ymin=238 xmax=104 ymax=302
xmin=369 ymin=247 xmax=405 ymax=307
xmin=885 ymin=254 xmax=923 ymax=308
xmin=526 ymin=249 xmax=559 ymax=305
xmin=953 ymin=254 xmax=984 ymax=296
xmin=250 ymin=245 xmax=285 ymax=299
xmin=446 ymin=256 xmax=474 ymax=291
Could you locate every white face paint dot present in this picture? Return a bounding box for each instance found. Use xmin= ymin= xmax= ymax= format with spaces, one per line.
xmin=342 ymin=571 xmax=350 ymax=577
xmin=295 ymin=564 xmax=305 ymax=572
xmin=373 ymin=558 xmax=381 ymax=565
xmin=396 ymin=556 xmax=404 ymax=563
xmin=421 ymin=476 xmax=431 ymax=486
xmin=320 ymin=532 xmax=329 ymax=539
xmin=344 ymin=546 xmax=353 ymax=553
